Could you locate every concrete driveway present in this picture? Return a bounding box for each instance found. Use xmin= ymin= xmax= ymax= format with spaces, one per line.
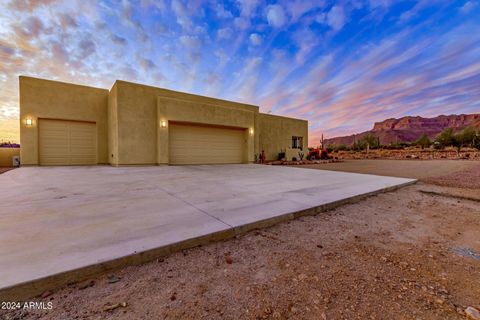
xmin=0 ymin=165 xmax=415 ymax=298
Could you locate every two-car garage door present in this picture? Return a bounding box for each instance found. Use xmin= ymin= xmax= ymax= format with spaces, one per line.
xmin=39 ymin=119 xmax=96 ymax=165
xmin=169 ymin=122 xmax=245 ymax=165
xmin=38 ymin=119 xmax=244 ymax=165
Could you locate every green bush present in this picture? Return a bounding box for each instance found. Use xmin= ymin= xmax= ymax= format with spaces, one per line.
xmin=415 ymin=134 xmax=431 ymax=149
xmin=435 ymin=126 xmax=479 ymax=150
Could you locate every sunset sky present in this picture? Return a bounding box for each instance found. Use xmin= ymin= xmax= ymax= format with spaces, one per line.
xmin=1 ymin=0 xmax=479 ymax=145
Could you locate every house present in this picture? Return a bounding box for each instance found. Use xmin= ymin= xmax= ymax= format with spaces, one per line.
xmin=19 ymin=76 xmax=308 ymax=166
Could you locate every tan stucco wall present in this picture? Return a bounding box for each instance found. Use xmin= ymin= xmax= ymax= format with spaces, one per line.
xmin=258 ymin=113 xmax=308 ymax=161
xmin=108 ymin=82 xmax=119 ymax=165
xmin=19 ymin=76 xmax=109 ymax=165
xmin=114 ymin=80 xmax=259 ymax=165
xmin=0 ymin=148 xmax=20 ymax=167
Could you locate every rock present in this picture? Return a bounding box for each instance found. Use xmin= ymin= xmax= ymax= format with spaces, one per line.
xmin=40 ymin=290 xmax=53 ymax=298
xmin=103 ymin=302 xmax=127 ymax=312
xmin=78 ymin=280 xmax=95 ymax=290
xmin=298 ymin=274 xmax=307 ymax=281
xmin=466 ymin=307 xmax=480 ymax=320
xmin=170 ymin=292 xmax=177 ymax=301
xmin=225 ymin=255 xmax=233 ymax=264
xmin=108 ymin=275 xmax=121 ymax=284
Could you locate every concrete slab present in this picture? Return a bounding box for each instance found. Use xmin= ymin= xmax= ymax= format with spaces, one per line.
xmin=0 ymin=165 xmax=415 ymax=299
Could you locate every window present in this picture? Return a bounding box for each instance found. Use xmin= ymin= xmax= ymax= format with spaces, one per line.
xmin=292 ymin=136 xmax=303 ymax=149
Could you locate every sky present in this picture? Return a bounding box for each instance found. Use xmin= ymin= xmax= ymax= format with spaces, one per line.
xmin=0 ymin=0 xmax=479 ymax=145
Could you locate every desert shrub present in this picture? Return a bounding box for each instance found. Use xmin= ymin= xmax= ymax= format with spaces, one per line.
xmin=435 ymin=128 xmax=454 ymax=148
xmin=415 ymin=134 xmax=431 ymax=149
xmin=435 ymin=126 xmax=479 ymax=150
xmin=353 ymin=133 xmax=380 ymax=150
xmin=456 ymin=126 xmax=476 ymax=147
xmin=331 ymin=144 xmax=348 ymax=152
xmin=338 ymin=144 xmax=349 ymax=151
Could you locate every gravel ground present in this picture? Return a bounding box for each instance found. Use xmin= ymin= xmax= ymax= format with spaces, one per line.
xmin=298 ymin=159 xmax=480 ymax=180
xmin=423 ymin=166 xmax=480 ymax=189
xmin=3 ymin=161 xmax=480 ymax=320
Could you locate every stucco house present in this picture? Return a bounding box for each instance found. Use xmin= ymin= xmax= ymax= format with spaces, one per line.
xmin=19 ymin=76 xmax=308 ymax=166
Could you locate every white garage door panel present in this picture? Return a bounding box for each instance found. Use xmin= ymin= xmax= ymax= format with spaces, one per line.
xmin=169 ymin=123 xmax=245 ymax=165
xmin=39 ymin=119 xmax=96 ymax=165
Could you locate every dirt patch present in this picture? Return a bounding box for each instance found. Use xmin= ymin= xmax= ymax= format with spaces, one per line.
xmin=298 ymin=159 xmax=480 ymax=180
xmin=423 ymin=165 xmax=480 ymax=189
xmin=3 ymin=161 xmax=480 ymax=320
xmin=0 ymin=167 xmax=13 ymax=175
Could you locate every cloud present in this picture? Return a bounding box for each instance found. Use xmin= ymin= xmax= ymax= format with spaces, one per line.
xmin=171 ymin=0 xmax=193 ymax=30
xmin=214 ymin=49 xmax=229 ymax=66
xmin=137 ymin=55 xmax=156 ymax=71
xmin=179 ymin=35 xmax=201 ymax=49
xmin=78 ymin=38 xmax=96 ymax=59
xmin=110 ymin=33 xmax=127 ymax=45
xmin=315 ymin=12 xmax=326 ymax=24
xmin=234 ymin=17 xmax=250 ymax=29
xmin=217 ymin=27 xmax=232 ymax=40
xmin=14 ymin=16 xmax=45 ymax=39
xmin=369 ymin=0 xmax=393 ymax=8
xmin=230 ymin=57 xmax=263 ymax=101
xmin=285 ymin=0 xmax=324 ymax=22
xmin=140 ymin=0 xmax=166 ymax=12
xmin=58 ymin=13 xmax=77 ymax=29
xmin=292 ymin=27 xmax=318 ymax=64
xmin=8 ymin=0 xmax=60 ymax=12
xmin=214 ymin=3 xmax=233 ymax=19
xmin=326 ymin=5 xmax=346 ymax=31
xmin=249 ymin=33 xmax=262 ymax=46
xmin=460 ymin=1 xmax=476 ymax=14
xmin=266 ymin=4 xmax=287 ymax=28
xmin=398 ymin=0 xmax=442 ymax=23
xmin=236 ymin=0 xmax=260 ymax=17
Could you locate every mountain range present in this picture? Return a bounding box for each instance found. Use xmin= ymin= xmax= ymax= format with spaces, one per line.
xmin=324 ymin=114 xmax=480 ymax=146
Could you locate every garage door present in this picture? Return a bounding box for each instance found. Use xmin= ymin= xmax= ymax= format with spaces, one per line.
xmin=169 ymin=122 xmax=245 ymax=165
xmin=39 ymin=119 xmax=96 ymax=165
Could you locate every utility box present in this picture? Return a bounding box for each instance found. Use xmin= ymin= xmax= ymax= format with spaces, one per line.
xmin=12 ymin=155 xmax=20 ymax=167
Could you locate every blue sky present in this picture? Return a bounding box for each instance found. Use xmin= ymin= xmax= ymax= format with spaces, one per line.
xmin=0 ymin=0 xmax=479 ymax=144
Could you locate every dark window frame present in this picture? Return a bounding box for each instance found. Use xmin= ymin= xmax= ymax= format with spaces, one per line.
xmin=292 ymin=136 xmax=303 ymax=149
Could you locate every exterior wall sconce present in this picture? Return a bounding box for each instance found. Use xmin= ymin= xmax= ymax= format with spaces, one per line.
xmin=249 ymin=128 xmax=254 ymax=135
xmin=160 ymin=120 xmax=167 ymax=128
xmin=25 ymin=118 xmax=33 ymax=126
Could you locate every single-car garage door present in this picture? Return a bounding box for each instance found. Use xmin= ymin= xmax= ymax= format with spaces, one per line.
xmin=39 ymin=119 xmax=96 ymax=165
xmin=169 ymin=122 xmax=245 ymax=165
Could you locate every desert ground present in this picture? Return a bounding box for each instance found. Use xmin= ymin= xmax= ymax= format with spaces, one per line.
xmin=2 ymin=160 xmax=480 ymax=320
xmin=0 ymin=167 xmax=13 ymax=175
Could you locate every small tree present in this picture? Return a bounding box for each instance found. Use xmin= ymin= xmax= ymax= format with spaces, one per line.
xmin=358 ymin=133 xmax=379 ymax=152
xmin=334 ymin=144 xmax=348 ymax=152
xmin=474 ymin=133 xmax=480 ymax=150
xmin=456 ymin=126 xmax=476 ymax=147
xmin=415 ymin=134 xmax=431 ymax=149
xmin=435 ymin=128 xmax=454 ymax=148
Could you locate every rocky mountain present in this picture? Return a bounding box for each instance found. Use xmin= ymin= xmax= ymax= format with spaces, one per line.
xmin=324 ymin=114 xmax=480 ymax=146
